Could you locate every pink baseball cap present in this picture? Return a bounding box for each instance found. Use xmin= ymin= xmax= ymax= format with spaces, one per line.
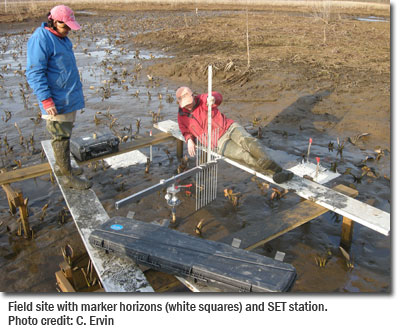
xmin=48 ymin=5 xmax=81 ymax=30
xmin=176 ymin=86 xmax=194 ymax=108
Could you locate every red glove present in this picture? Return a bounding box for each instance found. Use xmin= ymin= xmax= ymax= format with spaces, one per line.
xmin=42 ymin=98 xmax=58 ymax=116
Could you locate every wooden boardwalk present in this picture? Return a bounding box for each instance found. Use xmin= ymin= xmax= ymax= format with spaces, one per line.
xmin=16 ymin=123 xmax=387 ymax=292
xmin=0 ymin=132 xmax=173 ymax=186
xmin=219 ymin=184 xmax=358 ymax=250
xmin=41 ymin=140 xmax=153 ymax=292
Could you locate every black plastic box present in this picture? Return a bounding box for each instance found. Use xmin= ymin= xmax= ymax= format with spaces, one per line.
xmin=89 ymin=216 xmax=297 ymax=292
xmin=70 ymin=132 xmax=119 ymax=161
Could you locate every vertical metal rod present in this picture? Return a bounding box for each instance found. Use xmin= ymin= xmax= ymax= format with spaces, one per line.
xmin=199 ymin=138 xmax=202 ymax=210
xmin=196 ymin=139 xmax=201 ymax=209
xmin=205 ymin=155 xmax=208 ymax=207
xmin=195 ymin=129 xmax=219 ymax=210
xmin=196 ymin=172 xmax=198 ymax=211
xmin=203 ymin=148 xmax=206 ymax=208
xmin=213 ymin=128 xmax=217 ymax=200
xmin=202 ymin=139 xmax=205 ymax=208
xmin=200 ymin=142 xmax=203 ymax=209
xmin=208 ymin=130 xmax=215 ymax=203
xmin=198 ymin=143 xmax=201 ymax=210
xmin=207 ymin=65 xmax=212 ymax=163
xmin=211 ymin=128 xmax=214 ymax=202
xmin=211 ymin=129 xmax=217 ymax=200
xmin=315 ymin=157 xmax=320 ymax=179
xmin=202 ymin=149 xmax=205 ymax=209
xmin=172 ymin=207 xmax=177 ymax=224
xmin=205 ymin=163 xmax=208 ymax=207
xmin=205 ymin=164 xmax=208 ymax=207
xmin=208 ymin=130 xmax=212 ymax=205
xmin=149 ymin=130 xmax=153 ymax=162
xmin=211 ymin=165 xmax=213 ymax=204
xmin=216 ymin=128 xmax=218 ymax=198
xmin=195 ymin=137 xmax=198 ymax=210
xmin=205 ymin=139 xmax=207 ymax=207
xmin=215 ymin=163 xmax=217 ymax=200
xmin=306 ymin=138 xmax=312 ymax=163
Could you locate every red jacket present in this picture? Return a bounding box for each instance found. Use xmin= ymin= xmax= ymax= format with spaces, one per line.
xmin=178 ymin=92 xmax=234 ymax=148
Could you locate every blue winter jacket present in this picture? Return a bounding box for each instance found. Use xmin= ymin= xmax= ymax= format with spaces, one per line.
xmin=26 ymin=23 xmax=84 ymax=115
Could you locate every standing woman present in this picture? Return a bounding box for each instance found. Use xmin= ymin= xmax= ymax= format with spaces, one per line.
xmin=26 ymin=5 xmax=91 ymax=189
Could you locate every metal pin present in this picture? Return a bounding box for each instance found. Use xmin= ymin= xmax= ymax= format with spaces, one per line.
xmin=149 ymin=130 xmax=153 ymax=162
xmin=203 ymin=137 xmax=206 ymax=208
xmin=316 ymin=157 xmax=320 ymax=178
xmin=211 ymin=130 xmax=214 ymax=200
xmin=196 ymin=137 xmax=198 ymax=210
xmin=215 ymin=128 xmax=218 ymax=199
xmin=195 ymin=141 xmax=198 ymax=210
xmin=202 ymin=150 xmax=205 ymax=209
xmin=307 ymin=138 xmax=312 ymax=163
xmin=208 ymin=132 xmax=211 ymax=204
xmin=196 ymin=137 xmax=200 ymax=210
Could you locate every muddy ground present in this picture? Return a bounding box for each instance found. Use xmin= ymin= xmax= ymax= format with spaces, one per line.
xmin=0 ymin=3 xmax=391 ymax=292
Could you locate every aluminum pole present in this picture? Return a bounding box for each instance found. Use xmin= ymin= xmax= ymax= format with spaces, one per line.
xmin=207 ymin=65 xmax=212 ymax=163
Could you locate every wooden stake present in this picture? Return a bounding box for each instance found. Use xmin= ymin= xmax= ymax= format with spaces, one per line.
xmin=340 ymin=216 xmax=354 ymax=250
xmin=17 ymin=191 xmax=30 ymax=238
xmin=1 ymin=180 xmax=31 ymax=238
xmin=55 ymin=271 xmax=76 ymax=292
xmin=1 ymin=169 xmax=17 ymax=214
xmin=176 ymin=140 xmax=183 ymax=160
xmin=3 ymin=185 xmax=17 ymax=215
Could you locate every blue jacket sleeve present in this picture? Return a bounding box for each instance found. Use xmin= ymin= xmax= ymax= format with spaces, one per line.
xmin=26 ymin=32 xmax=52 ymax=102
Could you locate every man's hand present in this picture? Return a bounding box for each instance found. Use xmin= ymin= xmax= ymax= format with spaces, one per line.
xmin=45 ymin=106 xmax=58 ymax=116
xmin=187 ymin=138 xmax=196 ymax=157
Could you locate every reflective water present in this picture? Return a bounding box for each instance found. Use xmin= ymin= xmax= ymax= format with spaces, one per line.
xmin=356 ymin=16 xmax=388 ymax=22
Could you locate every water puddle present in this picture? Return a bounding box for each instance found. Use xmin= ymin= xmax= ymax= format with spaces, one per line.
xmin=75 ymin=11 xmax=97 ymax=16
xmin=356 ymin=16 xmax=388 ymax=22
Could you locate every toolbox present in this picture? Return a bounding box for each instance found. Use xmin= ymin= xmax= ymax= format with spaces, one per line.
xmin=89 ymin=216 xmax=297 ymax=292
xmin=70 ymin=132 xmax=119 ymax=161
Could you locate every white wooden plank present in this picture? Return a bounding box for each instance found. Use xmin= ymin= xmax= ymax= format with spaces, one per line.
xmin=154 ymin=120 xmax=390 ymax=236
xmin=41 ymin=140 xmax=153 ymax=292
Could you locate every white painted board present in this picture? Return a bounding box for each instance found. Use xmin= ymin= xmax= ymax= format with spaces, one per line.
xmin=154 ymin=120 xmax=390 ymax=236
xmin=42 ymin=140 xmax=153 ymax=292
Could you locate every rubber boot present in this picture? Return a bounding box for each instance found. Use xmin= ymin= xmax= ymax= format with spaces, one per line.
xmin=52 ymin=139 xmax=92 ymax=190
xmin=259 ymin=163 xmax=293 ymax=184
xmin=244 ymin=138 xmax=281 ymax=171
xmin=244 ymin=138 xmax=293 ymax=183
xmin=272 ymin=170 xmax=294 ymax=184
xmin=54 ymin=164 xmax=83 ymax=177
xmin=256 ymin=157 xmax=282 ymax=173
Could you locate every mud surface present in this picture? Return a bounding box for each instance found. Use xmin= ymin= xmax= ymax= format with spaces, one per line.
xmin=0 ymin=5 xmax=390 ymax=292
